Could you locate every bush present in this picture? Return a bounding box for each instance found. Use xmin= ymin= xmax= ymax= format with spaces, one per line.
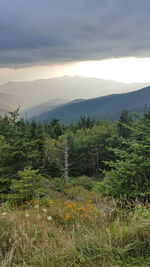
xmin=94 ymin=118 xmax=150 ymax=201
xmin=10 ymin=167 xmax=48 ymax=204
xmin=64 ymin=186 xmax=87 ymax=199
xmin=48 ymin=178 xmax=68 ymax=193
xmin=70 ymin=176 xmax=95 ymax=190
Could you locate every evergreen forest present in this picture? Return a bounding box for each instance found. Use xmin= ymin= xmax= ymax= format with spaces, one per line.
xmin=0 ymin=108 xmax=150 ymax=266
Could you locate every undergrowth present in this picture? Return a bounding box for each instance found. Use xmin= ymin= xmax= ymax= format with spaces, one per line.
xmin=0 ymin=190 xmax=150 ymax=266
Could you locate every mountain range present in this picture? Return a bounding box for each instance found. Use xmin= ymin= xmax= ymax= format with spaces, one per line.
xmin=0 ymin=76 xmax=149 ymax=115
xmin=32 ymin=86 xmax=150 ymax=124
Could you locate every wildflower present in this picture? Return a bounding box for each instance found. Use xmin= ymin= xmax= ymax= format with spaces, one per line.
xmin=2 ymin=212 xmax=7 ymax=216
xmin=76 ymin=207 xmax=85 ymax=211
xmin=42 ymin=208 xmax=47 ymax=213
xmin=47 ymin=216 xmax=52 ymax=221
xmin=64 ymin=213 xmax=72 ymax=221
xmin=86 ymin=204 xmax=94 ymax=210
xmin=25 ymin=213 xmax=30 ymax=217
xmin=64 ymin=201 xmax=76 ymax=208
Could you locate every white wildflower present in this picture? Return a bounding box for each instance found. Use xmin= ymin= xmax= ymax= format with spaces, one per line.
xmin=2 ymin=212 xmax=7 ymax=216
xmin=47 ymin=216 xmax=52 ymax=221
xmin=42 ymin=208 xmax=47 ymax=213
xmin=25 ymin=213 xmax=30 ymax=217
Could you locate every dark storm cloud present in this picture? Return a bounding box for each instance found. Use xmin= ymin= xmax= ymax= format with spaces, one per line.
xmin=0 ymin=0 xmax=150 ymax=67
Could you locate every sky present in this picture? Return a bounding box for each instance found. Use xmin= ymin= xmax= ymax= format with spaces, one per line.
xmin=0 ymin=0 xmax=150 ymax=84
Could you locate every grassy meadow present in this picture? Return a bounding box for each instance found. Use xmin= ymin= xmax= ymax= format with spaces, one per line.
xmin=0 ymin=188 xmax=150 ymax=267
xmin=1 ymin=111 xmax=150 ymax=266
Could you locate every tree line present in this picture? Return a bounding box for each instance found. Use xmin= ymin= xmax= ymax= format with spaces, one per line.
xmin=0 ymin=108 xmax=150 ymax=203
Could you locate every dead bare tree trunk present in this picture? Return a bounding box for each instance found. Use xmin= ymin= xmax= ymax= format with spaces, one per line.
xmin=63 ymin=136 xmax=69 ymax=182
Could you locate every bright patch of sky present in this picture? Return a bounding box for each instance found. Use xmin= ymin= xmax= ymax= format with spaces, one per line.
xmin=0 ymin=57 xmax=150 ymax=84
xmin=68 ymin=58 xmax=150 ymax=83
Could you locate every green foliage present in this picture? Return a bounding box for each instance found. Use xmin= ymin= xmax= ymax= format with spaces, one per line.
xmin=11 ymin=167 xmax=47 ymax=203
xmin=46 ymin=119 xmax=64 ymax=139
xmin=117 ymin=109 xmax=133 ymax=138
xmin=1 ymin=107 xmax=150 ymax=266
xmin=42 ymin=137 xmax=63 ymax=177
xmin=94 ymin=116 xmax=150 ymax=200
xmin=0 ymin=108 xmax=150 ymax=203
xmin=8 ymin=106 xmax=20 ymax=124
xmin=64 ymin=185 xmax=87 ymax=199
xmin=1 ymin=198 xmax=150 ymax=266
xmin=48 ymin=178 xmax=67 ymax=193
xmin=66 ymin=120 xmax=117 ymax=177
xmin=70 ymin=176 xmax=95 ymax=190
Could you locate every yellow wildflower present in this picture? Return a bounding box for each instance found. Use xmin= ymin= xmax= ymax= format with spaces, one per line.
xmin=76 ymin=207 xmax=85 ymax=211
xmin=64 ymin=213 xmax=72 ymax=221
xmin=64 ymin=201 xmax=76 ymax=208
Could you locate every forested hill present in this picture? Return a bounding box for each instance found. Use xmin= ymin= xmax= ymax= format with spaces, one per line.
xmin=32 ymin=85 xmax=150 ymax=124
xmin=0 ymin=77 xmax=149 ymax=112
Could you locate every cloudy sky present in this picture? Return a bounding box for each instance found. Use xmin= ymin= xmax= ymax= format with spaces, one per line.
xmin=0 ymin=0 xmax=150 ymax=83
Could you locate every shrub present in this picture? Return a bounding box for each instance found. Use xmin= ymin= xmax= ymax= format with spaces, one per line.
xmin=64 ymin=186 xmax=87 ymax=199
xmin=48 ymin=178 xmax=68 ymax=193
xmin=94 ymin=118 xmax=150 ymax=201
xmin=10 ymin=167 xmax=47 ymax=204
xmin=70 ymin=176 xmax=95 ymax=190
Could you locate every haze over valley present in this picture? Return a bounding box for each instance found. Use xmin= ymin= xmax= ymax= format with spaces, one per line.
xmin=0 ymin=76 xmax=150 ymax=117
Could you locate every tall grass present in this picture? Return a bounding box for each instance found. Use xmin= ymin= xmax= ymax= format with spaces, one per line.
xmin=0 ymin=191 xmax=150 ymax=266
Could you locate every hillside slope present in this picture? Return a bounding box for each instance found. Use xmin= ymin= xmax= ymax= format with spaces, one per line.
xmin=21 ymin=99 xmax=69 ymax=118
xmin=0 ymin=76 xmax=149 ymax=112
xmin=33 ymin=86 xmax=150 ymax=124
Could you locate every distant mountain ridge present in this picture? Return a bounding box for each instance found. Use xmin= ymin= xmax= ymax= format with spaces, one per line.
xmin=0 ymin=76 xmax=149 ymax=114
xmin=21 ymin=99 xmax=69 ymax=118
xmin=32 ymin=86 xmax=150 ymax=124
